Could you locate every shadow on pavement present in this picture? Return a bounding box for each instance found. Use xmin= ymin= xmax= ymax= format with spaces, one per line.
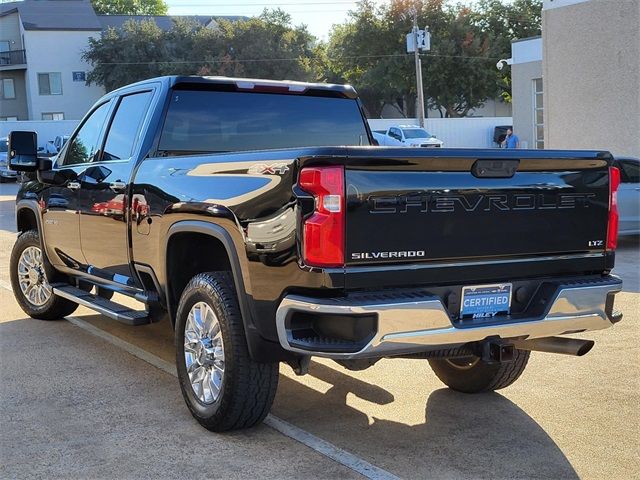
xmin=276 ymin=361 xmax=579 ymax=479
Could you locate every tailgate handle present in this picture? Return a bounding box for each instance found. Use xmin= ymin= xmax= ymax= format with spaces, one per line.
xmin=472 ymin=159 xmax=519 ymax=178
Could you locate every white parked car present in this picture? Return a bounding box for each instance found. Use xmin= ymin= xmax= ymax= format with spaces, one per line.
xmin=44 ymin=135 xmax=70 ymax=155
xmin=614 ymin=157 xmax=640 ymax=235
xmin=372 ymin=125 xmax=444 ymax=148
xmin=0 ymin=137 xmax=18 ymax=183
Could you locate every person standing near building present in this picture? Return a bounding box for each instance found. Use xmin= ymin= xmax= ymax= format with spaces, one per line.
xmin=503 ymin=128 xmax=520 ymax=149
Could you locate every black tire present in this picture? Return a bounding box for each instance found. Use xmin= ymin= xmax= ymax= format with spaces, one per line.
xmin=428 ymin=349 xmax=530 ymax=393
xmin=0 ymin=176 xmax=8 ymax=183
xmin=175 ymin=272 xmax=279 ymax=432
xmin=10 ymin=230 xmax=78 ymax=320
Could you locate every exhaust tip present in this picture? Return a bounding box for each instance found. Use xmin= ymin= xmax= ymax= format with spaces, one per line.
xmin=576 ymin=340 xmax=595 ymax=356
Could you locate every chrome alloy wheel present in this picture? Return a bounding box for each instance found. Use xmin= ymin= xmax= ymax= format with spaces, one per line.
xmin=184 ymin=301 xmax=225 ymax=404
xmin=17 ymin=246 xmax=52 ymax=307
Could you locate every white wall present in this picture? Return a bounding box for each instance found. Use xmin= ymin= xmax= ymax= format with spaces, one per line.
xmin=543 ymin=0 xmax=640 ymax=157
xmin=512 ymin=37 xmax=542 ymax=64
xmin=23 ymin=30 xmax=104 ymax=121
xmin=0 ymin=120 xmax=78 ymax=149
xmin=543 ymin=0 xmax=590 ymax=10
xmin=368 ymin=117 xmax=513 ymax=148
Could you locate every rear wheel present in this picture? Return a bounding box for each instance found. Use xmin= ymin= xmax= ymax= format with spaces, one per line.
xmin=428 ymin=349 xmax=530 ymax=393
xmin=10 ymin=230 xmax=78 ymax=320
xmin=175 ymin=272 xmax=279 ymax=431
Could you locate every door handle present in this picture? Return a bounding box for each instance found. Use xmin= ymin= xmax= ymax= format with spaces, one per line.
xmin=67 ymin=181 xmax=80 ymax=191
xmin=109 ymin=181 xmax=127 ymax=192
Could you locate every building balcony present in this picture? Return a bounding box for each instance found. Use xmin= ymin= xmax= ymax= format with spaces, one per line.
xmin=0 ymin=50 xmax=27 ymax=70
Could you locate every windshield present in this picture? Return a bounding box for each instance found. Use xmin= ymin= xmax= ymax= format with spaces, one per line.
xmin=159 ymin=90 xmax=370 ymax=154
xmin=402 ymin=128 xmax=432 ymax=139
xmin=0 ymin=139 xmax=7 ymax=152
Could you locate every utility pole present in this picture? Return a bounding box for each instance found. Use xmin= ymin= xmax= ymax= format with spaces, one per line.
xmin=413 ymin=11 xmax=425 ymax=127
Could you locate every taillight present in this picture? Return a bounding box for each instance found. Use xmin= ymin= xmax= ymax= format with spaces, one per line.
xmin=299 ymin=166 xmax=345 ymax=267
xmin=607 ymin=166 xmax=621 ymax=250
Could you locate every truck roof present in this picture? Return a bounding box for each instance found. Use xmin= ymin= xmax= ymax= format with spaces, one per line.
xmin=112 ymin=75 xmax=358 ymax=99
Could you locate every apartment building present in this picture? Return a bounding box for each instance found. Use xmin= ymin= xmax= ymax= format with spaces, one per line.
xmin=0 ymin=0 xmax=246 ymax=122
xmin=0 ymin=0 xmax=105 ymax=121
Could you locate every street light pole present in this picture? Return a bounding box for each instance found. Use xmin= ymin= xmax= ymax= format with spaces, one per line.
xmin=413 ymin=12 xmax=425 ymax=127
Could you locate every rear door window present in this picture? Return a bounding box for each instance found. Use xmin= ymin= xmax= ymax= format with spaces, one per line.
xmin=158 ymin=90 xmax=369 ymax=155
xmin=101 ymin=91 xmax=153 ymax=162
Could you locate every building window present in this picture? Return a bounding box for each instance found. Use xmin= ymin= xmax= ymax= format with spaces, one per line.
xmin=0 ymin=117 xmax=19 ymax=121
xmin=1 ymin=78 xmax=15 ymax=99
xmin=42 ymin=112 xmax=65 ymax=121
xmin=0 ymin=41 xmax=10 ymax=64
xmin=533 ymin=78 xmax=544 ymax=149
xmin=38 ymin=72 xmax=62 ymax=95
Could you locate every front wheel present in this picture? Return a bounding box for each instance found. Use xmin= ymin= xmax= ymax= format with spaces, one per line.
xmin=10 ymin=230 xmax=78 ymax=320
xmin=175 ymin=272 xmax=279 ymax=431
xmin=428 ymin=349 xmax=530 ymax=393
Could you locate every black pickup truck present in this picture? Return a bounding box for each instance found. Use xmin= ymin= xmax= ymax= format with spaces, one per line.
xmin=7 ymin=76 xmax=623 ymax=432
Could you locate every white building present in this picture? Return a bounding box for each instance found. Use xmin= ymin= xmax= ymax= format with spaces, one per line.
xmin=511 ymin=0 xmax=639 ymax=157
xmin=0 ymin=0 xmax=105 ymax=121
xmin=510 ymin=36 xmax=543 ymax=150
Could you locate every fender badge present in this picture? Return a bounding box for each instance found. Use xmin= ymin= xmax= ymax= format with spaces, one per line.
xmin=248 ymin=163 xmax=290 ymax=175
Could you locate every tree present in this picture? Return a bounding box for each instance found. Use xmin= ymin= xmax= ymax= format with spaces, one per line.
xmin=83 ymin=10 xmax=318 ymax=92
xmin=84 ymin=19 xmax=167 ymax=92
xmin=325 ymin=0 xmax=541 ymax=117
xmin=470 ymin=0 xmax=542 ymax=102
xmin=91 ymin=0 xmax=168 ymax=15
xmin=209 ymin=9 xmax=317 ymax=81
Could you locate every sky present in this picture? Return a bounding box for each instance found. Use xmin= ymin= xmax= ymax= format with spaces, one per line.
xmin=165 ymin=0 xmax=373 ymax=41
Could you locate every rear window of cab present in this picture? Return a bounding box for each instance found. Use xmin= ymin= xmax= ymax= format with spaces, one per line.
xmin=158 ymin=90 xmax=370 ymax=155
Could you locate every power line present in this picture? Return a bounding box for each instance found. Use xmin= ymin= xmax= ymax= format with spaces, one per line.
xmin=171 ymin=1 xmax=359 ymax=5
xmin=92 ymin=52 xmax=503 ymax=66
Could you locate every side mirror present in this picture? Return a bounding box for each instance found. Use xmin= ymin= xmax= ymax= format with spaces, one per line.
xmin=8 ymin=131 xmax=38 ymax=172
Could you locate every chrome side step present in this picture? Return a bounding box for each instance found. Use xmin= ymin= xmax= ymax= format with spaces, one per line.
xmin=53 ymin=284 xmax=150 ymax=326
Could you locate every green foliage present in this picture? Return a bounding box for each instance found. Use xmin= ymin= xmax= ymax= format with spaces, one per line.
xmin=83 ymin=9 xmax=317 ymax=92
xmin=83 ymin=2 xmax=541 ymax=117
xmin=326 ymin=0 xmax=541 ymax=117
xmin=470 ymin=0 xmax=542 ymax=102
xmin=84 ymin=19 xmax=166 ymax=91
xmin=91 ymin=0 xmax=168 ymax=15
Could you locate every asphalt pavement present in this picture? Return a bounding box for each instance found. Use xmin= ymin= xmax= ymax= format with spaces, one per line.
xmin=1 ymin=181 xmax=638 ymax=479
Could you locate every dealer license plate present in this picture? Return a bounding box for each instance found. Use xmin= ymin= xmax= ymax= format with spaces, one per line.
xmin=460 ymin=283 xmax=512 ymax=319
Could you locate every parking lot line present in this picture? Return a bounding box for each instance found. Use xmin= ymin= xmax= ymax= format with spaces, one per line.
xmin=0 ymin=279 xmax=400 ymax=480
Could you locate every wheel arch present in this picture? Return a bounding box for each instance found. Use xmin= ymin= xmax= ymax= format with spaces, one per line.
xmin=14 ymin=200 xmax=66 ymax=287
xmin=162 ymin=220 xmax=297 ymax=363
xmin=163 ymin=220 xmax=253 ymax=326
xmin=16 ymin=202 xmax=40 ymax=234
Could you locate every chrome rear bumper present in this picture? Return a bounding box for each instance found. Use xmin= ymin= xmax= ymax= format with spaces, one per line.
xmin=275 ymin=276 xmax=622 ymax=359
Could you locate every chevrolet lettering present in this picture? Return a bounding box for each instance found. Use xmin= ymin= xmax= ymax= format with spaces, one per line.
xmin=369 ymin=192 xmax=597 ymax=214
xmin=7 ymin=76 xmax=623 ymax=433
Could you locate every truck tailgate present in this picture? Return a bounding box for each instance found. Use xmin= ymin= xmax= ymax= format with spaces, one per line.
xmin=345 ymin=152 xmax=611 ymax=265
